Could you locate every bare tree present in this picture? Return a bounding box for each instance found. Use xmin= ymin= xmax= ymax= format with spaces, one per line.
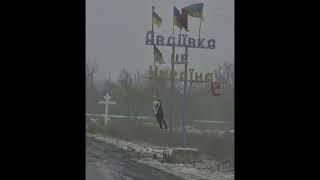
xmin=213 ymin=61 xmax=234 ymax=89
xmin=117 ymin=69 xmax=134 ymax=117
xmin=86 ymin=57 xmax=99 ymax=89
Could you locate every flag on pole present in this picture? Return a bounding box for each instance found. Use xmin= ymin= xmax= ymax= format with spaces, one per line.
xmin=173 ymin=6 xmax=182 ymax=29
xmin=174 ymin=6 xmax=188 ymax=31
xmin=154 ymin=46 xmax=165 ymax=64
xmin=153 ymin=97 xmax=167 ymax=129
xmin=183 ymin=3 xmax=204 ymax=21
xmin=152 ymin=11 xmax=162 ymax=27
xmin=181 ymin=8 xmax=188 ymax=31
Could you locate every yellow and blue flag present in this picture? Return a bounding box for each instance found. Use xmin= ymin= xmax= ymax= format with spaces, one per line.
xmin=174 ymin=6 xmax=188 ymax=31
xmin=183 ymin=3 xmax=204 ymax=21
xmin=174 ymin=6 xmax=182 ymax=29
xmin=152 ymin=11 xmax=162 ymax=27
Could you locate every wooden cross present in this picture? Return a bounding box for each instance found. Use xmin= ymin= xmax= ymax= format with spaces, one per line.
xmin=98 ymin=93 xmax=116 ymax=125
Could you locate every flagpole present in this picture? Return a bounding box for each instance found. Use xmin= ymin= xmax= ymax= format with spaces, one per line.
xmin=152 ymin=6 xmax=155 ymax=66
xmin=152 ymin=6 xmax=154 ymax=32
xmin=172 ymin=7 xmax=174 ymax=34
xmin=180 ymin=7 xmax=186 ymax=148
xmin=152 ymin=6 xmax=157 ymax=97
xmin=198 ymin=19 xmax=202 ymax=40
xmin=182 ymin=40 xmax=188 ymax=148
xmin=169 ymin=5 xmax=176 ymax=147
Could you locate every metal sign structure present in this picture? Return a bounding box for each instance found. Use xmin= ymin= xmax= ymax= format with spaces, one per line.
xmin=145 ymin=31 xmax=215 ymax=49
xmin=146 ymin=5 xmax=215 ymax=147
xmin=147 ymin=65 xmax=214 ymax=83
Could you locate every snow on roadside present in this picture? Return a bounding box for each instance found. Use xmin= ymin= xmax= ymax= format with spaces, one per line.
xmin=87 ymin=133 xmax=166 ymax=157
xmin=87 ymin=133 xmax=234 ymax=180
xmin=135 ymin=158 xmax=234 ymax=180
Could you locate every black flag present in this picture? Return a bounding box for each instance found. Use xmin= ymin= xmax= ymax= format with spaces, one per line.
xmin=152 ymin=97 xmax=167 ymax=129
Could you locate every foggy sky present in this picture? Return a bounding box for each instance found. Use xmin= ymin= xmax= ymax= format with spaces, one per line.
xmin=86 ymin=0 xmax=234 ymax=83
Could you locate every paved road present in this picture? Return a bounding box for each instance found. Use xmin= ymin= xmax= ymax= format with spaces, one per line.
xmin=86 ymin=136 xmax=185 ymax=180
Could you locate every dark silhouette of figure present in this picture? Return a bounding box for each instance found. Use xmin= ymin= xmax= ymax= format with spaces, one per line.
xmin=152 ymin=96 xmax=167 ymax=129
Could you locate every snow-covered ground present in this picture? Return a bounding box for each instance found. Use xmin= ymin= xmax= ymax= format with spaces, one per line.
xmin=87 ymin=133 xmax=167 ymax=158
xmin=87 ymin=133 xmax=234 ymax=180
xmin=135 ymin=158 xmax=234 ymax=180
xmin=86 ymin=113 xmax=234 ymax=137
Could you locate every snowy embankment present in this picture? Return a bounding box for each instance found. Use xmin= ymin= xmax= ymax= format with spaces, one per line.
xmin=136 ymin=158 xmax=234 ymax=180
xmin=87 ymin=133 xmax=234 ymax=180
xmin=87 ymin=133 xmax=166 ymax=158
